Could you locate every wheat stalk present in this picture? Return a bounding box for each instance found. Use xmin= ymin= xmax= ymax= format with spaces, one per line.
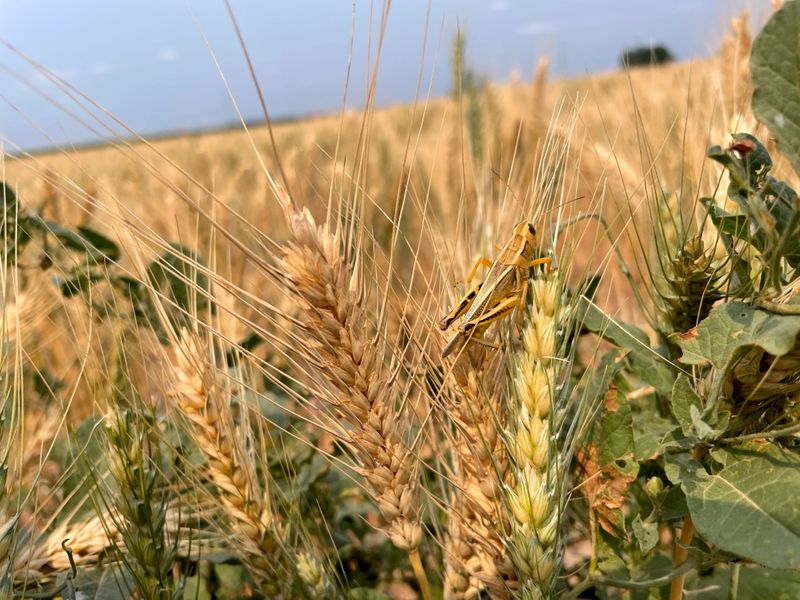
xmin=297 ymin=550 xmax=334 ymax=598
xmin=102 ymin=408 xmax=175 ymax=600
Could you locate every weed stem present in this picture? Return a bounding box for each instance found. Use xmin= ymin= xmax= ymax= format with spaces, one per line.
xmin=669 ymin=514 xmax=695 ymax=600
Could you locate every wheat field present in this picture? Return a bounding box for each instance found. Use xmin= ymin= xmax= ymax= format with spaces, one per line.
xmin=0 ymin=7 xmax=796 ymax=599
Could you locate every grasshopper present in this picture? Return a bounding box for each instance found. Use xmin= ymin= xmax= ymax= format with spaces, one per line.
xmin=440 ymin=221 xmax=551 ymax=358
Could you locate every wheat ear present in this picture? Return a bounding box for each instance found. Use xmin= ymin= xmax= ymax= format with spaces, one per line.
xmin=279 ymin=205 xmax=427 ymax=590
xmin=444 ymin=348 xmax=516 ymax=599
xmin=169 ymin=329 xmax=286 ymax=593
xmin=506 ymin=276 xmax=565 ymax=598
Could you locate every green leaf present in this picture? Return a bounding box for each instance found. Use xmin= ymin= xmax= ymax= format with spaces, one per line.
xmin=661 ymin=485 xmax=688 ymax=522
xmin=70 ymin=567 xmax=134 ymax=600
xmin=671 ymin=374 xmax=702 ymax=438
xmin=631 ymin=514 xmax=658 ymax=555
xmin=591 ymin=351 xmax=634 ymax=468
xmin=27 ymin=216 xmax=119 ymax=263
xmin=632 ymin=412 xmax=675 ymax=460
xmin=736 ymin=567 xmax=800 ymax=598
xmin=57 ymin=269 xmax=104 ymax=297
xmin=213 ymin=564 xmax=251 ymax=599
xmin=0 ymin=181 xmax=32 ymax=265
xmin=1 ymin=181 xmax=17 ymax=209
xmin=579 ymin=298 xmax=675 ymax=394
xmin=678 ymin=302 xmax=800 ymax=371
xmin=688 ymin=404 xmax=720 ymax=440
xmin=686 ymin=564 xmax=800 ymax=598
xmin=147 ymin=243 xmax=212 ymax=326
xmin=702 ymin=199 xmax=750 ymax=240
xmin=681 ymin=445 xmax=800 ymax=569
xmin=77 ymin=226 xmax=120 ymax=261
xmin=751 ymin=0 xmax=800 ymax=175
xmin=599 ymin=400 xmax=635 ymax=469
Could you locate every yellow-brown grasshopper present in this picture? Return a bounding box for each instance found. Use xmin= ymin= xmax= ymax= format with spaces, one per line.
xmin=440 ymin=221 xmax=551 ymax=358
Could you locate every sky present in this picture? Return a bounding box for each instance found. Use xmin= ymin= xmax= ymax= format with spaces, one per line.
xmin=0 ymin=0 xmax=774 ymax=153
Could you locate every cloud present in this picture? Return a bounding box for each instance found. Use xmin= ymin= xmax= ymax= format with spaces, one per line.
xmin=665 ymin=2 xmax=701 ymax=15
xmin=90 ymin=61 xmax=112 ymax=76
xmin=489 ymin=0 xmax=509 ymax=11
xmin=517 ymin=21 xmax=557 ymax=36
xmin=157 ymin=47 xmax=179 ymax=62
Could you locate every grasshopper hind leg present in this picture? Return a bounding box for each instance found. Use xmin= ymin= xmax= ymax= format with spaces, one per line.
xmin=439 ymin=281 xmax=482 ymax=331
xmin=439 ymin=256 xmax=494 ymax=331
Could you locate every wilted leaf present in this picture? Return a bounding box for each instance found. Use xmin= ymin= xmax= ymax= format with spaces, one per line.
xmin=681 ymin=445 xmax=800 ymax=569
xmin=751 ymin=0 xmax=800 ymax=175
xmin=576 ymin=445 xmax=635 ymax=538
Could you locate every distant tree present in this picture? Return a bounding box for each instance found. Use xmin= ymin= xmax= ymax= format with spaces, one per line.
xmin=619 ymin=45 xmax=675 ymax=68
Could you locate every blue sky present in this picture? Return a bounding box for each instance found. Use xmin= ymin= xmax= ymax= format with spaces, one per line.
xmin=0 ymin=1 xmax=772 ymax=152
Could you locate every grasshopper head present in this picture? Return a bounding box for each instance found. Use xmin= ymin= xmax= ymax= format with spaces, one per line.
xmin=498 ymin=221 xmax=539 ymax=265
xmin=515 ymin=221 xmax=538 ymax=257
xmin=513 ymin=221 xmax=537 ymax=244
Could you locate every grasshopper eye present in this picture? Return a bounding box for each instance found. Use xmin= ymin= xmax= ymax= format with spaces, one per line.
xmin=527 ymin=223 xmax=536 ymax=236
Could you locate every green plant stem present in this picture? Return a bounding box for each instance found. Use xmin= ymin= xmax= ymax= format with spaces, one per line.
xmin=755 ymin=299 xmax=800 ymax=315
xmin=408 ymin=549 xmax=431 ymax=600
xmin=729 ymin=562 xmax=741 ymax=600
xmin=564 ymin=558 xmax=699 ymax=600
xmin=588 ymin=510 xmax=599 ymax=576
xmin=721 ymin=420 xmax=800 ymax=444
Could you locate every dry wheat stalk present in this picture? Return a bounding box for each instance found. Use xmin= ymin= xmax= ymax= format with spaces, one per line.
xmin=279 ymin=205 xmax=423 ymax=553
xmin=443 ymin=492 xmax=483 ymax=600
xmin=169 ymin=329 xmax=285 ymax=591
